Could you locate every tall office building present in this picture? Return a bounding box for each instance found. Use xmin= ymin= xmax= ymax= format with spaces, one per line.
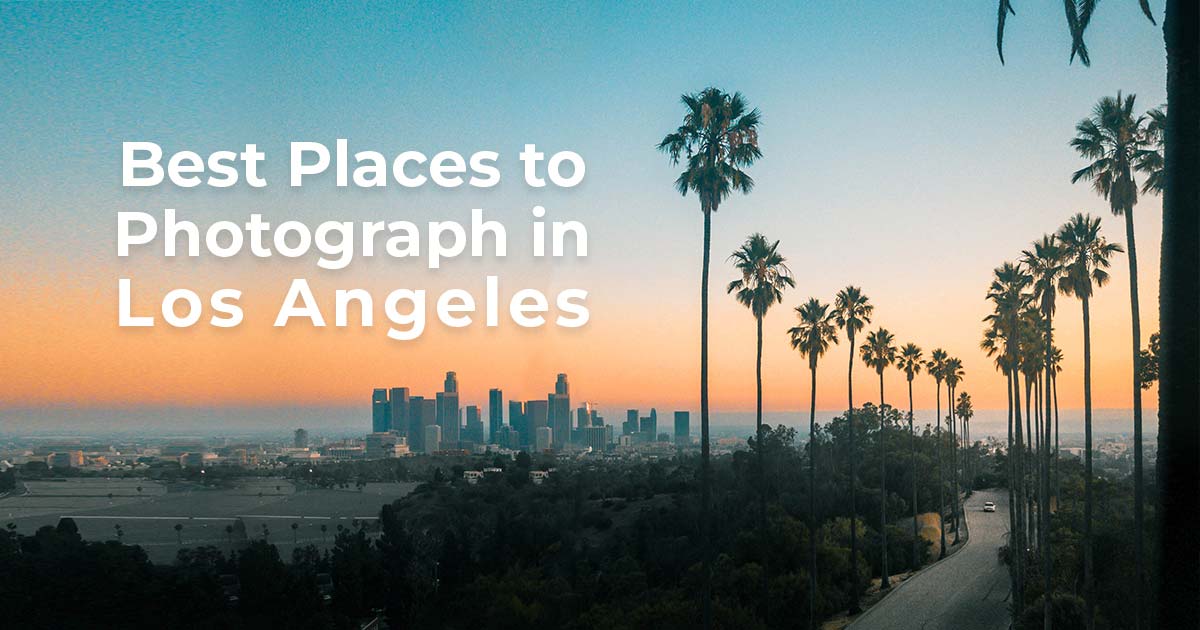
xmin=436 ymin=391 xmax=461 ymax=447
xmin=409 ymin=396 xmax=435 ymax=452
xmin=535 ymin=426 xmax=553 ymax=452
xmin=674 ymin=411 xmax=690 ymax=446
xmin=465 ymin=405 xmax=484 ymax=444
xmin=640 ymin=408 xmax=658 ymax=442
xmin=549 ymin=373 xmax=570 ymax=448
xmin=488 ymin=388 xmax=503 ymax=444
xmin=444 ymin=371 xmax=458 ymax=393
xmin=424 ymin=424 xmax=442 ymax=454
xmin=623 ymin=409 xmax=639 ymax=436
xmin=389 ymin=387 xmax=410 ymax=438
xmin=509 ymin=400 xmax=527 ymax=446
xmin=293 ymin=428 xmax=309 ymax=449
xmin=526 ymin=399 xmax=548 ymax=445
xmin=372 ymin=389 xmax=390 ymax=433
xmin=583 ymin=426 xmax=607 ymax=452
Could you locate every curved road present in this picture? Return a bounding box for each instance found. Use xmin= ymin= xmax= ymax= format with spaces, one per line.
xmin=850 ymin=489 xmax=1011 ymax=630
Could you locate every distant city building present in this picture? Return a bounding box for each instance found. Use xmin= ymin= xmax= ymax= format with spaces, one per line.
xmin=465 ymin=406 xmax=484 ymax=444
xmin=424 ymin=424 xmax=442 ymax=454
xmin=509 ymin=400 xmax=527 ymax=446
xmin=389 ymin=387 xmax=410 ymax=439
xmin=372 ymin=388 xmax=390 ymax=433
xmin=488 ymin=388 xmax=504 ymax=444
xmin=47 ymin=451 xmax=84 ymax=468
xmin=535 ymin=426 xmax=553 ymax=451
xmin=366 ymin=433 xmax=410 ymax=459
xmin=583 ymin=426 xmax=608 ymax=452
xmin=674 ymin=411 xmax=690 ymax=446
xmin=444 ymin=371 xmax=459 ymax=393
xmin=526 ymin=399 xmax=549 ymax=438
xmin=293 ymin=428 xmax=309 ymax=449
xmin=640 ymin=409 xmax=658 ymax=442
xmin=408 ymin=396 xmax=436 ymax=452
xmin=624 ymin=409 xmax=639 ymax=436
xmin=436 ymin=389 xmax=461 ymax=447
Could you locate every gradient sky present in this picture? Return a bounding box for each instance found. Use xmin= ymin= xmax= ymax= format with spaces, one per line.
xmin=0 ymin=2 xmax=1168 ymax=425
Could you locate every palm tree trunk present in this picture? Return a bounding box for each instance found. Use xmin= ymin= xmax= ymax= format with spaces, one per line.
xmin=1006 ymin=370 xmax=1019 ymax=608
xmin=1053 ymin=372 xmax=1060 ymax=506
xmin=809 ymin=361 xmax=819 ymax=630
xmin=700 ymin=204 xmax=713 ymax=630
xmin=949 ymin=384 xmax=959 ymax=544
xmin=1013 ymin=358 xmax=1026 ymax=616
xmin=1082 ymin=294 xmax=1095 ymax=630
xmin=1024 ymin=374 xmax=1035 ymax=550
xmin=936 ymin=380 xmax=946 ymax=559
xmin=879 ymin=371 xmax=890 ymax=589
xmin=1121 ymin=206 xmax=1146 ymax=630
xmin=1044 ymin=321 xmax=1055 ymax=630
xmin=1158 ymin=6 xmax=1200 ymax=627
xmin=848 ymin=333 xmax=861 ymax=614
xmin=756 ymin=314 xmax=768 ymax=622
xmin=909 ymin=378 xmax=919 ymax=570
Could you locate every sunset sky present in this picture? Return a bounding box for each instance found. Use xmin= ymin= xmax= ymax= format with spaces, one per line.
xmin=0 ymin=2 xmax=1167 ymax=428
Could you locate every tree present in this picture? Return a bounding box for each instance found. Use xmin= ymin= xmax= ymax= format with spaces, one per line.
xmin=925 ymin=348 xmax=950 ymax=560
xmin=943 ymin=357 xmax=965 ymax=545
xmin=895 ymin=342 xmax=924 ymax=569
xmin=1137 ymin=332 xmax=1161 ymax=388
xmin=1022 ymin=233 xmax=1066 ymax=628
xmin=658 ymin=87 xmax=762 ymax=629
xmin=1057 ymin=213 xmax=1123 ymax=630
xmin=860 ymin=326 xmax=897 ymax=589
xmin=954 ymin=392 xmax=974 ymax=483
xmin=834 ymin=286 xmax=872 ymax=612
xmin=1071 ymin=94 xmax=1153 ymax=622
xmin=788 ymin=296 xmax=839 ymax=628
xmin=727 ymin=233 xmax=794 ymax=545
xmin=994 ymin=6 xmax=1199 ymax=624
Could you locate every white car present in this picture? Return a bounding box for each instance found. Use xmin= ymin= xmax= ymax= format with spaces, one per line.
xmin=982 ymin=501 xmax=997 ymax=512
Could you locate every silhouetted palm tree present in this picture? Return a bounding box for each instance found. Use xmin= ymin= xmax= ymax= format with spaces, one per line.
xmin=896 ymin=342 xmax=923 ymax=569
xmin=658 ymin=87 xmax=762 ymax=628
xmin=727 ymin=232 xmax=792 ymax=621
xmin=943 ymin=357 xmax=965 ymax=545
xmin=789 ymin=297 xmax=839 ymax=629
xmin=834 ymin=286 xmax=872 ymax=612
xmin=728 ymin=233 xmax=794 ymax=526
xmin=860 ymin=327 xmax=897 ymax=589
xmin=1071 ymin=95 xmax=1152 ymax=620
xmin=1058 ymin=213 xmax=1122 ymax=630
xmin=925 ymin=348 xmax=949 ymax=559
xmin=1136 ymin=106 xmax=1166 ymax=195
xmin=955 ymin=392 xmax=975 ymax=483
xmin=1022 ymin=234 xmax=1066 ymax=625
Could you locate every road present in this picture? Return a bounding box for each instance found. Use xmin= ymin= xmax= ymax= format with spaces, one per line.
xmin=849 ymin=488 xmax=1012 ymax=630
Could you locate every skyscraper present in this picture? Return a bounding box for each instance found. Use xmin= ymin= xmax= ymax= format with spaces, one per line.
xmin=549 ymin=373 xmax=570 ymax=448
xmin=488 ymin=388 xmax=503 ymax=444
xmin=389 ymin=387 xmax=410 ymax=438
xmin=640 ymin=408 xmax=658 ymax=442
xmin=424 ymin=424 xmax=441 ymax=454
xmin=674 ymin=411 xmax=690 ymax=446
xmin=535 ymin=426 xmax=553 ymax=452
xmin=624 ymin=409 xmax=639 ymax=436
xmin=465 ymin=405 xmax=484 ymax=444
xmin=436 ymin=391 xmax=460 ymax=447
xmin=444 ymin=371 xmax=458 ymax=393
xmin=509 ymin=400 xmax=527 ymax=446
xmin=409 ymin=396 xmax=435 ymax=452
xmin=293 ymin=428 xmax=309 ymax=449
xmin=372 ymin=389 xmax=390 ymax=433
xmin=526 ymin=399 xmax=549 ymax=445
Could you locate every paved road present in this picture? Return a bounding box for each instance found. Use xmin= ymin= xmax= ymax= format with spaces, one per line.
xmin=850 ymin=489 xmax=1012 ymax=630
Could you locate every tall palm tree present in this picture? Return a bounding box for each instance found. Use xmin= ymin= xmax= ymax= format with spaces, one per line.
xmin=727 ymin=232 xmax=793 ymax=620
xmin=1022 ymin=234 xmax=1066 ymax=630
xmin=789 ymin=297 xmax=839 ymax=629
xmin=943 ymin=357 xmax=966 ymax=545
xmin=994 ymin=7 xmax=1199 ymax=623
xmin=1070 ymin=94 xmax=1151 ymax=625
xmin=834 ymin=286 xmax=873 ymax=612
xmin=659 ymin=87 xmax=762 ymax=628
xmin=895 ymin=342 xmax=923 ymax=569
xmin=955 ymin=392 xmax=975 ymax=485
xmin=860 ymin=327 xmax=898 ymax=589
xmin=1057 ymin=213 xmax=1123 ymax=630
xmin=1048 ymin=345 xmax=1064 ymax=503
xmin=925 ymin=348 xmax=949 ymax=559
xmin=985 ymin=261 xmax=1034 ymax=613
xmin=1135 ymin=105 xmax=1166 ymax=195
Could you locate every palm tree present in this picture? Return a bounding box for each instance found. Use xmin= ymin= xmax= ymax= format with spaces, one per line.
xmin=789 ymin=297 xmax=839 ymax=629
xmin=1022 ymin=234 xmax=1066 ymax=628
xmin=925 ymin=348 xmax=949 ymax=559
xmin=1070 ymin=95 xmax=1151 ymax=624
xmin=727 ymin=233 xmax=792 ymax=622
xmin=1135 ymin=106 xmax=1166 ymax=195
xmin=895 ymin=342 xmax=923 ymax=569
xmin=728 ymin=233 xmax=794 ymax=527
xmin=955 ymin=392 xmax=975 ymax=484
xmin=1048 ymin=345 xmax=1064 ymax=502
xmin=943 ymin=357 xmax=966 ymax=545
xmin=834 ymin=286 xmax=872 ymax=611
xmin=860 ymin=327 xmax=898 ymax=589
xmin=1057 ymin=213 xmax=1123 ymax=630
xmin=996 ymin=9 xmax=1199 ymax=624
xmin=659 ymin=87 xmax=762 ymax=628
